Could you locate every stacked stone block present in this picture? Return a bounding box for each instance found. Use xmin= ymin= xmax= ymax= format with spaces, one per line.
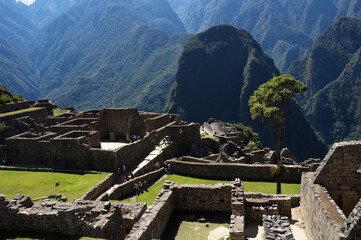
xmin=230 ymin=178 xmax=245 ymax=240
xmin=313 ymin=141 xmax=361 ymax=216
xmin=301 ymin=173 xmax=346 ymax=240
xmin=263 ymin=215 xmax=295 ymax=240
xmin=342 ymin=198 xmax=361 ymax=239
xmin=0 ymin=195 xmax=126 ymax=240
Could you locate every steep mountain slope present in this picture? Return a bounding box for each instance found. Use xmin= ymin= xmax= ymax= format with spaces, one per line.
xmin=1 ymin=0 xmax=78 ymax=29
xmin=115 ymin=0 xmax=186 ymax=35
xmin=166 ymin=24 xmax=327 ymax=160
xmin=0 ymin=0 xmax=37 ymax=48
xmin=288 ymin=17 xmax=361 ymax=103
xmin=167 ymin=0 xmax=361 ymax=72
xmin=27 ymin=0 xmax=78 ymax=28
xmin=288 ymin=17 xmax=361 ymax=145
xmin=28 ymin=0 xmax=189 ymax=112
xmin=0 ymin=36 xmax=39 ymax=99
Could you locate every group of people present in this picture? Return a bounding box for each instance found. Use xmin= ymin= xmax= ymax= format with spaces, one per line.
xmin=134 ymin=180 xmax=149 ymax=195
xmin=130 ymin=134 xmax=141 ymax=143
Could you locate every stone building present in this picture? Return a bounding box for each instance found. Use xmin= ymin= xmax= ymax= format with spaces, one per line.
xmin=301 ymin=141 xmax=361 ymax=240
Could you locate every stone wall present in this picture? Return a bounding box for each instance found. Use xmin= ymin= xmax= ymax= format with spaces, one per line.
xmin=165 ymin=123 xmax=201 ymax=150
xmin=81 ymin=173 xmax=116 ymax=200
xmin=244 ymin=192 xmax=300 ymax=208
xmin=100 ymin=168 xmax=166 ymax=201
xmin=96 ymin=108 xmax=146 ymax=139
xmin=342 ymin=199 xmax=361 ymax=239
xmin=6 ymin=130 xmax=156 ymax=172
xmin=0 ymin=101 xmax=31 ymax=114
xmin=126 ymin=182 xmax=175 ymax=240
xmin=230 ymin=179 xmax=245 ymax=240
xmin=145 ymin=114 xmax=176 ymax=132
xmin=121 ymin=203 xmax=147 ymax=234
xmin=0 ymin=196 xmax=126 ymax=240
xmin=0 ymin=107 xmax=48 ymax=125
xmin=314 ymin=141 xmax=361 ymax=216
xmin=55 ymin=131 xmax=100 ymax=148
xmin=301 ymin=173 xmax=346 ymax=240
xmin=244 ymin=195 xmax=291 ymax=222
xmin=172 ymin=183 xmax=232 ymax=212
xmin=166 ymin=159 xmax=308 ymax=183
xmin=5 ymin=132 xmax=91 ymax=169
xmin=133 ymin=141 xmax=177 ymax=177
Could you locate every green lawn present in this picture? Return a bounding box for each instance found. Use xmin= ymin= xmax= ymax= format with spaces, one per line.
xmin=0 ymin=108 xmax=43 ymax=117
xmin=120 ymin=174 xmax=300 ymax=205
xmin=162 ymin=213 xmax=230 ymax=240
xmin=53 ymin=109 xmax=69 ymax=116
xmin=0 ymin=170 xmax=110 ymax=202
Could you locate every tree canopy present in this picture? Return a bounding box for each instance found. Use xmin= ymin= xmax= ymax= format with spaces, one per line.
xmin=249 ymin=74 xmax=307 ymax=123
xmin=249 ymin=74 xmax=306 ymax=194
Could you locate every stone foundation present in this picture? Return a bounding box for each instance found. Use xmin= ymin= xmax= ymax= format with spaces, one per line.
xmin=166 ymin=158 xmax=308 ymax=183
xmin=301 ymin=173 xmax=345 ymax=240
xmin=0 ymin=195 xmax=126 ymax=240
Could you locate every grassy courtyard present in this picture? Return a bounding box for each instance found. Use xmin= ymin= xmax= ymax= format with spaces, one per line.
xmin=121 ymin=174 xmax=301 ymax=205
xmin=161 ymin=213 xmax=231 ymax=240
xmin=0 ymin=170 xmax=110 ymax=202
xmin=53 ymin=108 xmax=69 ymax=116
xmin=0 ymin=107 xmax=43 ymax=117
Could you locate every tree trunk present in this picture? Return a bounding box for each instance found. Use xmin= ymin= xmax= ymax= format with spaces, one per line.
xmin=276 ymin=117 xmax=284 ymax=165
xmin=276 ymin=178 xmax=281 ymax=194
xmin=276 ymin=115 xmax=284 ymax=194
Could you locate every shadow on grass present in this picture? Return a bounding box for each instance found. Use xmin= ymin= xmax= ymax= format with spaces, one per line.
xmin=161 ymin=211 xmax=230 ymax=240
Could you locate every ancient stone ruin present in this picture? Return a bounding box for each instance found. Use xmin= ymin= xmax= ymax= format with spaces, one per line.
xmin=0 ymin=101 xmax=360 ymax=239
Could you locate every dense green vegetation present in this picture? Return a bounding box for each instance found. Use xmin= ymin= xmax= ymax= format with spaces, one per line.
xmin=0 ymin=94 xmax=24 ymax=105
xmin=233 ymin=123 xmax=262 ymax=150
xmin=288 ymin=17 xmax=361 ymax=146
xmin=0 ymin=36 xmax=39 ymax=100
xmin=166 ymin=24 xmax=327 ymax=161
xmin=0 ymin=170 xmax=110 ymax=202
xmin=120 ymin=174 xmax=300 ymax=205
xmin=168 ymin=0 xmax=361 ymax=72
xmin=26 ymin=0 xmax=189 ymax=112
xmin=0 ymin=0 xmax=37 ymax=49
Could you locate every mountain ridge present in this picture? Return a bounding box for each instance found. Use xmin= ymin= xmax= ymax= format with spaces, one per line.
xmin=166 ymin=24 xmax=327 ymax=160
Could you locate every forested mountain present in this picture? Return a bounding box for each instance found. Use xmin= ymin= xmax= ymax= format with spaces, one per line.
xmin=166 ymin=24 xmax=327 ymax=160
xmin=0 ymin=0 xmax=78 ymax=28
xmin=26 ymin=0 xmax=78 ymax=28
xmin=0 ymin=36 xmax=39 ymax=99
xmin=167 ymin=0 xmax=361 ymax=72
xmin=28 ymin=0 xmax=189 ymax=112
xmin=0 ymin=0 xmax=37 ymax=49
xmin=288 ymin=17 xmax=361 ymax=146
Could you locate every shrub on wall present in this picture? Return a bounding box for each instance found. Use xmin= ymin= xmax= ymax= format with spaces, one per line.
xmin=12 ymin=94 xmax=24 ymax=103
xmin=0 ymin=95 xmax=12 ymax=105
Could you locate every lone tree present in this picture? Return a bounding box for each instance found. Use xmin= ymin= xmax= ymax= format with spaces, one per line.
xmin=248 ymin=74 xmax=307 ymax=193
